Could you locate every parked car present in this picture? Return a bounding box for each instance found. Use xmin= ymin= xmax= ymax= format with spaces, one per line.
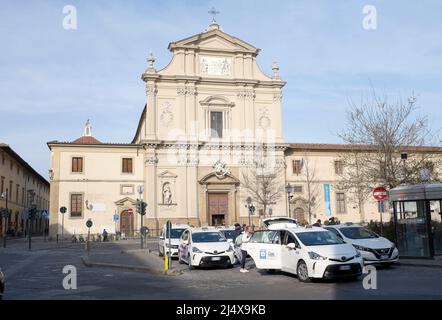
xmin=324 ymin=223 xmax=399 ymax=266
xmin=178 ymin=227 xmax=235 ymax=269
xmin=244 ymin=225 xmax=363 ymax=282
xmin=0 ymin=266 xmax=5 ymax=300
xmin=262 ymin=217 xmax=298 ymax=230
xmin=158 ymin=224 xmax=189 ymax=258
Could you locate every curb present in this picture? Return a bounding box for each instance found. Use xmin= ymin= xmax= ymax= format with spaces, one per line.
xmin=80 ymin=256 xmax=184 ymax=276
xmin=121 ymin=249 xmax=152 ymax=254
xmin=397 ymin=262 xmax=442 ymax=269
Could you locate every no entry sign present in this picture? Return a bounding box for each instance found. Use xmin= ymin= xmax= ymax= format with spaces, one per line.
xmin=128 ymin=208 xmax=134 ymax=215
xmin=373 ymin=187 xmax=388 ymax=201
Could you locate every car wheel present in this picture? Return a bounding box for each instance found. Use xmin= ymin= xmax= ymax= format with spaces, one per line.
xmin=188 ymin=255 xmax=194 ymax=270
xmin=297 ymin=261 xmax=311 ymax=283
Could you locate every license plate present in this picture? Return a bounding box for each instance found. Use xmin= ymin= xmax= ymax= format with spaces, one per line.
xmin=211 ymin=257 xmax=221 ymax=261
xmin=380 ymin=255 xmax=389 ymax=260
xmin=339 ymin=265 xmax=351 ymax=271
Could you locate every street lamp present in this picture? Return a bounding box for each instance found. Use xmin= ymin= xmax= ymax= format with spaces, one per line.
xmin=285 ymin=183 xmax=294 ymax=218
xmin=245 ymin=197 xmax=255 ymax=226
xmin=401 ymin=152 xmax=408 ymax=183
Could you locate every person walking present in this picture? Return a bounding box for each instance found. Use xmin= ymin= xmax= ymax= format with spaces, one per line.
xmin=313 ymin=219 xmax=321 ymax=227
xmin=240 ymin=225 xmax=253 ymax=273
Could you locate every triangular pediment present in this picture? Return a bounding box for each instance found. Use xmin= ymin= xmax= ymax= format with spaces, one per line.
xmin=199 ymin=172 xmax=240 ymax=185
xmin=114 ymin=197 xmax=137 ymax=206
xmin=168 ymin=29 xmax=259 ymax=55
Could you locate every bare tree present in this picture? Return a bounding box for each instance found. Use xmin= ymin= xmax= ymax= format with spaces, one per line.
xmin=338 ymin=90 xmax=440 ymax=192
xmin=336 ymin=151 xmax=373 ymax=222
xmin=241 ymin=160 xmax=284 ymax=218
xmin=298 ymin=154 xmax=320 ymax=224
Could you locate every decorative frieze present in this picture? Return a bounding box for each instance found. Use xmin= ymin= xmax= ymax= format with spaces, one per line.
xmin=237 ymin=89 xmax=255 ymax=100
xmin=145 ymin=156 xmax=158 ymax=165
xmin=177 ymin=87 xmax=197 ymax=96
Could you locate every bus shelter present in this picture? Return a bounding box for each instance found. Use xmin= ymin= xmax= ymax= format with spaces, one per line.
xmin=390 ymin=183 xmax=442 ymax=258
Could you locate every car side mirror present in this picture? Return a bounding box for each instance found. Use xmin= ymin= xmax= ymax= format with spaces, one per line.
xmin=159 ymin=236 xmax=164 ymax=240
xmin=286 ymin=243 xmax=296 ymax=250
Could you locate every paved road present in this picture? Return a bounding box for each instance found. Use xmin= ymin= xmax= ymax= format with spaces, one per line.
xmin=1 ymin=240 xmax=442 ymax=300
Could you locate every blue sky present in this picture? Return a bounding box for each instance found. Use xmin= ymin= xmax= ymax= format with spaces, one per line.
xmin=1 ymin=0 xmax=441 ymax=178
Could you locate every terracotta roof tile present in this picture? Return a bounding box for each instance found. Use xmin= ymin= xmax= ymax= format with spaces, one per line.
xmin=72 ymin=136 xmax=102 ymax=144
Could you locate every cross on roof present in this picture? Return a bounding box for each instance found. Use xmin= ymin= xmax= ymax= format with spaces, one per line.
xmin=208 ymin=6 xmax=220 ymax=23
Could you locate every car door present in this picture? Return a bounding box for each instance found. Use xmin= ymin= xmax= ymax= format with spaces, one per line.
xmin=281 ymin=231 xmax=301 ymax=274
xmin=245 ymin=230 xmax=282 ymax=270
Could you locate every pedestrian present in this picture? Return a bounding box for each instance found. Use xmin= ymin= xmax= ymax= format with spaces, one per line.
xmin=313 ymin=219 xmax=321 ymax=227
xmin=242 ymin=223 xmax=246 ymax=231
xmin=233 ymin=223 xmax=242 ymax=240
xmin=240 ymin=225 xmax=253 ymax=273
xmin=102 ymin=229 xmax=108 ymax=242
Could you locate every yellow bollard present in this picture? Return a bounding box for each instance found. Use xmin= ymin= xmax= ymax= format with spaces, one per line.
xmin=164 ymin=254 xmax=168 ymax=273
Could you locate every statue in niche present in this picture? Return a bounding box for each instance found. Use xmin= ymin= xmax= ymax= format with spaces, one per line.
xmin=162 ymin=182 xmax=173 ymax=205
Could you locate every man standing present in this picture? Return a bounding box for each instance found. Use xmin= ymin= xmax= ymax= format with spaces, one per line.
xmin=240 ymin=226 xmax=253 ymax=273
xmin=313 ymin=219 xmax=322 ymax=227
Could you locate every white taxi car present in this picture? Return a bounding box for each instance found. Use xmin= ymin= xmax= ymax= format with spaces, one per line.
xmin=244 ymin=226 xmax=363 ymax=282
xmin=178 ymin=227 xmax=235 ymax=269
xmin=324 ymin=223 xmax=399 ymax=266
xmin=158 ymin=224 xmax=189 ymax=258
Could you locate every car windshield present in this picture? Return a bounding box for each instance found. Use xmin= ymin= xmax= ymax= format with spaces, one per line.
xmin=220 ymin=230 xmax=238 ymax=240
xmin=166 ymin=228 xmax=186 ymax=239
xmin=192 ymin=232 xmax=226 ymax=243
xmin=340 ymin=227 xmax=379 ymax=239
xmin=296 ymin=231 xmax=344 ymax=246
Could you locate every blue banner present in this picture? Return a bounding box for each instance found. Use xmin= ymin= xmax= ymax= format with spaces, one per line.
xmin=323 ymin=184 xmax=332 ymax=216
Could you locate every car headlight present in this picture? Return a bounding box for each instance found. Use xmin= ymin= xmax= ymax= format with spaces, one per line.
xmin=353 ymin=244 xmax=371 ymax=252
xmin=391 ymin=243 xmax=396 ymax=249
xmin=165 ymin=243 xmax=170 ymax=248
xmin=192 ymin=247 xmax=203 ymax=253
xmin=355 ymin=251 xmax=361 ymax=258
xmin=308 ymin=251 xmax=327 ymax=260
xmin=227 ymin=246 xmax=233 ymax=252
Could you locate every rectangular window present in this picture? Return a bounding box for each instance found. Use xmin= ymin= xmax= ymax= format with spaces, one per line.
xmin=334 ymin=160 xmax=343 ymax=175
xmin=70 ymin=193 xmax=83 ymax=217
xmin=336 ymin=192 xmax=346 ymax=214
xmin=293 ymin=185 xmax=303 ymax=193
xmin=22 ymin=187 xmax=25 ymax=205
xmin=71 ymin=157 xmax=83 ymax=173
xmin=9 ymin=181 xmax=13 ymax=199
xmin=210 ymin=111 xmax=223 ymax=138
xmin=0 ymin=177 xmax=4 ymax=194
xmin=16 ymin=184 xmax=19 ymax=203
xmin=122 ymin=158 xmax=133 ymax=173
xmin=292 ymin=160 xmax=302 ymax=174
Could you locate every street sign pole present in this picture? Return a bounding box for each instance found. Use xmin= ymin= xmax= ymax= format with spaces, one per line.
xmin=86 ymin=219 xmax=93 ymax=255
xmin=59 ymin=206 xmax=67 ymax=245
xmin=373 ymin=187 xmax=388 ymax=236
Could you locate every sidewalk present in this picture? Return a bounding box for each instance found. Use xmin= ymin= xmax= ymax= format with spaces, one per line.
xmin=0 ymin=236 xmax=85 ymax=252
xmin=397 ymin=256 xmax=442 ymax=269
xmin=80 ymin=239 xmax=186 ymax=275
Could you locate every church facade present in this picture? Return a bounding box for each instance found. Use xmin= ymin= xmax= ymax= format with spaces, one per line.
xmin=47 ymin=21 xmax=442 ymax=238
xmin=48 ymin=21 xmax=287 ymax=237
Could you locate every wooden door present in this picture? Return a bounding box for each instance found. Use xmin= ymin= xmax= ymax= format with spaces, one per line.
xmin=208 ymin=193 xmax=228 ymax=226
xmin=120 ymin=210 xmax=134 ymax=237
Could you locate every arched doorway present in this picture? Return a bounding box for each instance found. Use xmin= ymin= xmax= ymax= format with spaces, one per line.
xmin=294 ymin=207 xmax=306 ymax=225
xmin=120 ymin=210 xmax=134 ymax=237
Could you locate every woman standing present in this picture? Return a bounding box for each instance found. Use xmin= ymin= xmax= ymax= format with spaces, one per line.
xmin=240 ymin=225 xmax=253 ymax=273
